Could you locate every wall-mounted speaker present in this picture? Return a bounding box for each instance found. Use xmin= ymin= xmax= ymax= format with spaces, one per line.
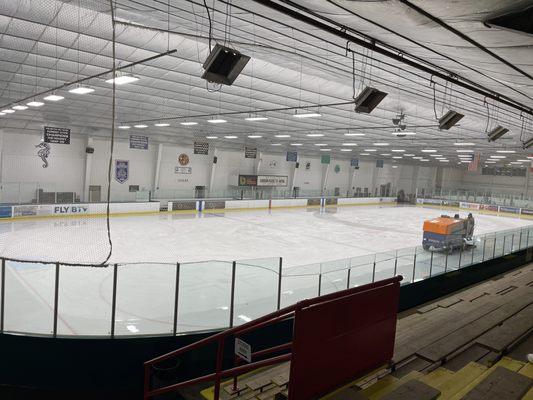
xmin=295 ymin=162 xmax=300 ymax=168
xmin=86 ymin=147 xmax=94 ymax=154
xmin=213 ymin=156 xmax=218 ymax=164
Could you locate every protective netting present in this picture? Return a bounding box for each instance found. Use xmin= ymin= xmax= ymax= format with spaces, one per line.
xmin=0 ymin=0 xmax=117 ymax=265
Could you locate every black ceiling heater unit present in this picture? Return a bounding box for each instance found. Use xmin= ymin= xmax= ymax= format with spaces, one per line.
xmin=487 ymin=125 xmax=509 ymax=142
xmin=201 ymin=44 xmax=251 ymax=86
xmin=353 ymin=86 xmax=388 ymax=113
xmin=438 ymin=110 xmax=464 ymax=130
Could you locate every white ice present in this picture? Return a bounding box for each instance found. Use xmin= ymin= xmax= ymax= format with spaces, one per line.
xmin=1 ymin=204 xmax=532 ymax=337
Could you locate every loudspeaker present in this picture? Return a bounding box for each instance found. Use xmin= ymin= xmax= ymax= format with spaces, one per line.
xmin=295 ymin=162 xmax=300 ymax=168
xmin=213 ymin=156 xmax=218 ymax=164
xmin=202 ymin=44 xmax=251 ymax=86
xmin=86 ymin=147 xmax=94 ymax=154
xmin=354 ymin=86 xmax=388 ymax=114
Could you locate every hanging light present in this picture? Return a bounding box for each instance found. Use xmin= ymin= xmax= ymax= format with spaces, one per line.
xmin=27 ymin=101 xmax=44 ymax=107
xmin=69 ymin=85 xmax=95 ymax=94
xmin=105 ymin=74 xmax=139 ymax=85
xmin=43 ymin=93 xmax=64 ymax=101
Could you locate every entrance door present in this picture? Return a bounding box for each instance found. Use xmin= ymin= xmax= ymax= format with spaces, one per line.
xmin=89 ymin=185 xmax=101 ymax=202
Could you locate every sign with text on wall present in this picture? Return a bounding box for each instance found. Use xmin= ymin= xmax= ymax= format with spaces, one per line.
xmin=44 ymin=126 xmax=70 ymax=144
xmin=129 ymin=135 xmax=148 ymax=150
xmin=245 ymin=147 xmax=257 ymax=159
xmin=321 ymin=154 xmax=330 ymax=164
xmin=194 ymin=141 xmax=209 ymax=155
xmin=175 ymin=166 xmax=192 ymax=174
xmin=286 ymin=151 xmax=298 ymax=162
xmin=257 ymin=175 xmax=288 ymax=187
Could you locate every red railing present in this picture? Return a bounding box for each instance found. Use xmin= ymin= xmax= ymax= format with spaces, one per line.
xmin=143 ymin=276 xmax=402 ymax=400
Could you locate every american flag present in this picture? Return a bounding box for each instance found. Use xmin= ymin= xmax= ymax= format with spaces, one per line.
xmin=468 ymin=153 xmax=480 ymax=171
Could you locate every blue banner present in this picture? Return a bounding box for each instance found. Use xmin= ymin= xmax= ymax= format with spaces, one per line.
xmin=499 ymin=206 xmax=520 ymax=214
xmin=115 ymin=160 xmax=129 ymax=184
xmin=286 ymin=151 xmax=297 ymax=162
xmin=350 ymin=158 xmax=359 ymax=167
xmin=0 ymin=206 xmax=12 ymax=218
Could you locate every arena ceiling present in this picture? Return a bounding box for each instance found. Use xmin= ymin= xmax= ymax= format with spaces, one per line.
xmin=0 ymin=0 xmax=532 ymax=167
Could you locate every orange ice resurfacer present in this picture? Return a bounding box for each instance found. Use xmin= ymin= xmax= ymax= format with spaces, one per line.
xmin=422 ymin=215 xmax=474 ymax=252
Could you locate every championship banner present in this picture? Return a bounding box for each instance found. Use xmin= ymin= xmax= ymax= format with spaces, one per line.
xmin=321 ymin=155 xmax=330 ymax=164
xmin=245 ymin=147 xmax=257 ymax=159
xmin=286 ymin=151 xmax=298 ymax=162
xmin=376 ymin=160 xmax=384 ymax=168
xmin=194 ymin=141 xmax=209 ymax=155
xmin=115 ymin=160 xmax=129 ymax=183
xmin=130 ymin=135 xmax=148 ymax=150
xmin=350 ymin=158 xmax=359 ymax=168
xmin=44 ymin=126 xmax=70 ymax=144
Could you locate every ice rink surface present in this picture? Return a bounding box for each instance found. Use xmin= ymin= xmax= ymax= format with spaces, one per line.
xmin=2 ymin=204 xmax=532 ymax=337
xmin=0 ymin=204 xmax=530 ymax=265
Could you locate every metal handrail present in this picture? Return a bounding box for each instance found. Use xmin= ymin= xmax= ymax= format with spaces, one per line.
xmin=143 ymin=276 xmax=401 ymax=399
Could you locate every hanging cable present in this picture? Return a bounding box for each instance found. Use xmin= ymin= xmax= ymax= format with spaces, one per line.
xmin=202 ymin=0 xmax=213 ymax=51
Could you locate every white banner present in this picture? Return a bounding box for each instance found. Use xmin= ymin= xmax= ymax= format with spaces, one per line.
xmin=257 ymin=175 xmax=288 ymax=187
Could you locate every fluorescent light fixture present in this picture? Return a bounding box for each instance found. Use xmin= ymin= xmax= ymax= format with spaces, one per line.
xmin=405 ymin=154 xmax=415 ymax=157
xmin=429 ymin=154 xmax=443 ymax=157
xmin=224 ymin=135 xmax=237 ymax=139
xmin=496 ymin=150 xmax=516 ymax=153
xmin=205 ymin=136 xmax=218 ymax=139
xmin=12 ymin=105 xmax=28 ymax=110
xmin=439 ymin=160 xmax=450 ymax=162
xmin=293 ymin=111 xmax=321 ymax=118
xmin=2 ymin=109 xmax=15 ymax=113
xmin=344 ymin=133 xmax=365 ymax=136
xmin=290 ymin=143 xmax=302 ymax=146
xmin=490 ymin=155 xmax=506 ymax=159
xmin=380 ymin=153 xmax=391 ymax=156
xmin=275 ymin=134 xmax=290 ymax=138
xmin=134 ymin=124 xmax=148 ymax=128
xmin=456 ymin=149 xmax=474 ymax=153
xmin=510 ymin=161 xmax=522 ymax=164
xmin=391 ymin=131 xmax=416 ymax=136
xmin=485 ymin=161 xmax=496 ymax=163
xmin=438 ymin=110 xmax=464 ymax=130
xmin=454 ymin=142 xmax=475 ymax=146
xmin=391 ymin=149 xmax=405 ymax=152
xmin=392 ymin=156 xmax=403 ymax=159
xmin=392 ymin=165 xmax=398 ymax=168
xmin=314 ymin=143 xmax=328 ymax=146
xmin=487 ymin=125 xmax=509 ymax=142
xmin=306 ymin=133 xmax=324 ymax=137
xmin=413 ymin=157 xmax=423 ymax=160
xmin=420 ymin=159 xmax=430 ymax=162
xmin=373 ymin=142 xmax=389 ymax=146
xmin=360 ymin=153 xmax=370 ymax=155
xmin=207 ymin=118 xmax=227 ymax=124
xmin=340 ymin=149 xmax=352 ymax=152
xmin=244 ymin=116 xmax=268 ymax=121
xmin=105 ymin=75 xmax=139 ymax=85
xmin=154 ymin=123 xmax=170 ymax=127
xmin=270 ymin=143 xmax=282 ymax=146
xmin=421 ymin=149 xmax=437 ymax=153
xmin=68 ymin=86 xmax=95 ymax=94
xmin=342 ymin=143 xmax=358 ymax=146
xmin=180 ymin=121 xmax=198 ymax=126
xmin=27 ymin=101 xmax=44 ymax=107
xmin=43 ymin=94 xmax=64 ymax=101
xmin=0 ymin=112 xmax=5 ymax=116
xmin=364 ymin=149 xmax=377 ymax=152
xmin=247 ymin=135 xmax=262 ymax=138
xmin=517 ymin=159 xmax=530 ymax=162
xmin=320 ymin=148 xmax=331 ymax=151
xmin=118 ymin=125 xmax=131 ymax=129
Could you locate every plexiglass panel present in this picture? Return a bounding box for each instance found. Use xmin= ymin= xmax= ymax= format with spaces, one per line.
xmin=115 ymin=263 xmax=176 ymax=336
xmin=280 ymin=263 xmax=320 ymax=308
xmin=234 ymin=258 xmax=279 ymax=326
xmin=58 ymin=265 xmax=113 ymax=336
xmin=4 ymin=261 xmax=55 ymax=335
xmin=177 ymin=261 xmax=232 ymax=333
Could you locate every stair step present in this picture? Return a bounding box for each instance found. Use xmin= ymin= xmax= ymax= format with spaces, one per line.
xmin=434 ymin=362 xmax=487 ymax=400
xmin=460 ymin=366 xmax=532 ymax=400
xmin=418 ymin=367 xmax=454 ymax=388
xmin=520 ymin=363 xmax=533 ymax=380
xmin=379 ymin=379 xmax=440 ymax=400
xmin=364 ymin=371 xmax=422 ymax=399
xmin=448 ymin=357 xmax=525 ymax=400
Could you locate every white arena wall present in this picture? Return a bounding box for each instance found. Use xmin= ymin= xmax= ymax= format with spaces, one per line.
xmin=0 ymin=129 xmax=488 ymax=204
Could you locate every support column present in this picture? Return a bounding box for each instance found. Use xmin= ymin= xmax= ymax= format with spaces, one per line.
xmin=153 ymin=143 xmax=163 ymax=193
xmin=525 ymin=166 xmax=530 ymax=197
xmin=348 ymin=167 xmax=357 ymax=197
xmin=289 ymin=160 xmax=298 ymax=196
xmin=83 ymin=137 xmax=94 ymax=202
xmin=410 ymin=165 xmax=419 ymax=197
xmin=208 ymin=147 xmax=219 ymax=195
xmin=254 ymin=151 xmax=262 ymax=175
xmin=371 ymin=164 xmax=379 ymax=197
xmin=321 ymin=163 xmax=330 ymax=195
